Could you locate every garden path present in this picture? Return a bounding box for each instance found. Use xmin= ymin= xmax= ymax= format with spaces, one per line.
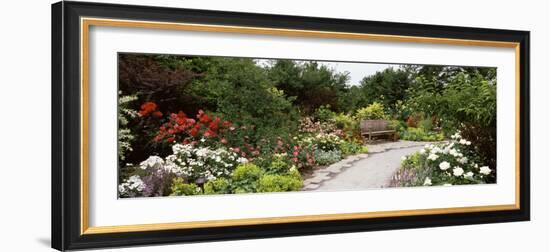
xmin=303 ymin=141 xmax=438 ymax=191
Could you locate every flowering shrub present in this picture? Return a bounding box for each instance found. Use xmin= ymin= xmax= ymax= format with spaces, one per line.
xmin=118 ymin=175 xmax=146 ymax=197
xmin=166 ymin=144 xmax=247 ymax=182
xmin=299 ymin=116 xmax=341 ymax=136
xmin=154 ymin=109 xmax=261 ymax=159
xmin=118 ymin=94 xmax=139 ymax=162
xmin=390 ymin=132 xmax=494 ymax=187
xmin=138 ymin=101 xmax=163 ymax=118
xmin=314 ymin=149 xmax=342 ymax=165
xmin=299 ymin=133 xmax=344 ymax=152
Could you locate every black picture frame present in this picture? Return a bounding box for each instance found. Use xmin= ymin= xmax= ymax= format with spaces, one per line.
xmin=52 ymin=1 xmax=530 ymax=251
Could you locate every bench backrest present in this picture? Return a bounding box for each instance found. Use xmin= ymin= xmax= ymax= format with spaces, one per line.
xmin=360 ymin=119 xmax=391 ymax=133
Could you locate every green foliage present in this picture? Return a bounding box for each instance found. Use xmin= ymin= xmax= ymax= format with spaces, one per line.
xmin=268 ymin=60 xmax=350 ymax=113
xmin=315 ymin=105 xmax=337 ymax=122
xmin=170 ymin=178 xmax=200 ymax=196
xmin=189 ymin=57 xmax=300 ymax=143
xmin=266 ymin=155 xmax=291 ymax=175
xmin=339 ymin=141 xmax=368 ymax=156
xmin=314 ymin=149 xmax=342 ymax=165
xmin=356 ymin=102 xmax=388 ymax=120
xmin=257 ymin=173 xmax=303 ymax=192
xmin=231 ymin=163 xmax=263 ymax=193
xmin=358 ymin=67 xmax=412 ymax=112
xmin=331 ymin=113 xmax=359 ymax=140
xmin=407 ymin=71 xmax=496 ymax=167
xmin=400 ymin=127 xmax=444 ymax=141
xmin=203 ymin=178 xmax=231 ymax=194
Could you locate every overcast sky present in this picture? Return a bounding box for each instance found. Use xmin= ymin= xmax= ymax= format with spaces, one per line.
xmin=256 ymin=59 xmax=397 ymax=86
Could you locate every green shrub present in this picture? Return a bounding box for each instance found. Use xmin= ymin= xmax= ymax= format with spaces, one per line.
xmin=314 ymin=149 xmax=342 ymax=165
xmin=400 ymin=127 xmax=444 ymax=141
xmin=356 ymin=102 xmax=387 ymax=120
xmin=419 ymin=118 xmax=433 ymax=131
xmin=266 ymin=155 xmax=290 ymax=175
xmin=203 ymin=178 xmax=231 ymax=194
xmin=315 ymin=105 xmax=336 ymax=122
xmin=339 ymin=141 xmax=368 ymax=156
xmin=170 ymin=178 xmax=201 ymax=196
xmin=231 ymin=163 xmax=263 ymax=193
xmin=257 ymin=174 xmax=302 ymax=192
xmin=331 ymin=113 xmax=359 ymax=139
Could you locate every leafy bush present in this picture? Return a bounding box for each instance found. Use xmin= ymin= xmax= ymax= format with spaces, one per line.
xmin=331 ymin=113 xmax=359 ymax=140
xmin=232 ymin=163 xmax=263 ymax=193
xmin=356 ymin=102 xmax=387 ymax=120
xmin=339 ymin=141 xmax=368 ymax=156
xmin=315 ymin=105 xmax=336 ymax=122
xmin=266 ymin=154 xmax=291 ymax=175
xmin=203 ymin=178 xmax=231 ymax=194
xmin=314 ymin=149 xmax=342 ymax=165
xmin=257 ymin=173 xmax=303 ymax=192
xmin=400 ymin=127 xmax=444 ymax=141
xmin=407 ymin=72 xmax=496 ymax=168
xmin=170 ymin=178 xmax=200 ymax=196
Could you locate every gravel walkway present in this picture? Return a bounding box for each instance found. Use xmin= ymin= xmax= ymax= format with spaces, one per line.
xmin=304 ymin=141 xmax=440 ymax=191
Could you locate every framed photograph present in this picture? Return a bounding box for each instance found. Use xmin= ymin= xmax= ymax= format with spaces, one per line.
xmin=52 ymin=1 xmax=530 ymax=250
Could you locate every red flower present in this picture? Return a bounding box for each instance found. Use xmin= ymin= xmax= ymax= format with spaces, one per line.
xmin=233 ymin=147 xmax=241 ymax=153
xmin=167 ymin=137 xmax=175 ymax=143
xmin=209 ymin=117 xmax=221 ymax=131
xmin=199 ymin=113 xmax=212 ymax=124
xmin=139 ymin=102 xmax=158 ymax=117
xmin=183 ymin=139 xmax=190 ymax=144
xmin=293 ymin=151 xmax=299 ymax=157
xmin=203 ymin=129 xmax=216 ymax=138
xmin=152 ymin=111 xmax=163 ymax=118
xmin=189 ymin=127 xmax=198 ymax=137
xmin=220 ymin=138 xmax=228 ymax=144
xmin=177 ymin=111 xmax=187 ymax=119
xmin=222 ymin=121 xmax=232 ymax=128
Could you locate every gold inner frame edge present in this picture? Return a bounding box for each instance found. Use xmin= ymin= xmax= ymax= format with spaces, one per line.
xmin=80 ymin=17 xmax=522 ymax=235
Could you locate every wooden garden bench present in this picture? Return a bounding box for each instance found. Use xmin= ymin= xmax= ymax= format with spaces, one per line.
xmin=360 ymin=119 xmax=397 ymax=143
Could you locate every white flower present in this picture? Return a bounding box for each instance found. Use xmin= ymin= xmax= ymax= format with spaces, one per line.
xmin=458 ymin=157 xmax=468 ymax=164
xmin=439 ymin=161 xmax=451 ymax=170
xmin=139 ymin=156 xmax=164 ymax=170
xmin=443 ymin=183 xmax=453 ymax=186
xmin=419 ymin=148 xmax=426 ymax=154
xmin=480 ymin=166 xmax=492 ymax=175
xmin=449 ymin=149 xmax=459 ymax=157
xmin=465 ymin=141 xmax=471 ymax=145
xmin=451 ymin=132 xmax=461 ymax=139
xmin=401 ymin=156 xmax=407 ymax=161
xmin=427 ymin=153 xmax=439 ymax=161
xmin=423 ymin=177 xmax=432 ymax=186
xmin=459 ymin=139 xmax=468 ymax=145
xmin=200 ymin=138 xmax=206 ymax=143
xmin=453 ymin=167 xmax=464 ymax=177
xmin=236 ymin=157 xmax=248 ymax=163
xmin=464 ymin=171 xmax=474 ymax=179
